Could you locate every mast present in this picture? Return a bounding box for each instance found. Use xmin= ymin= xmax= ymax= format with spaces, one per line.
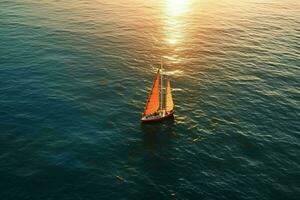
xmin=160 ymin=59 xmax=163 ymax=111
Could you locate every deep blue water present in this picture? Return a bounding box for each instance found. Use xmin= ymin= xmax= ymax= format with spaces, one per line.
xmin=0 ymin=0 xmax=300 ymax=199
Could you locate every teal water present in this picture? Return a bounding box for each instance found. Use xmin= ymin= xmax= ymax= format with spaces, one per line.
xmin=0 ymin=0 xmax=300 ymax=199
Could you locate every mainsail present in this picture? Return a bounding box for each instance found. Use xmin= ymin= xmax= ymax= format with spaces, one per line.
xmin=143 ymin=70 xmax=160 ymax=116
xmin=165 ymin=80 xmax=174 ymax=112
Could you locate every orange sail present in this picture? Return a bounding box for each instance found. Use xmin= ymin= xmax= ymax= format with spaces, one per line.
xmin=143 ymin=70 xmax=160 ymax=116
xmin=165 ymin=80 xmax=174 ymax=112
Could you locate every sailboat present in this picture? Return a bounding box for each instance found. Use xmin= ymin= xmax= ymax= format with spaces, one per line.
xmin=141 ymin=62 xmax=174 ymax=123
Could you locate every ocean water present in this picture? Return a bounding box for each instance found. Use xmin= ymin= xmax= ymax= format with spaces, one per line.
xmin=0 ymin=0 xmax=299 ymax=199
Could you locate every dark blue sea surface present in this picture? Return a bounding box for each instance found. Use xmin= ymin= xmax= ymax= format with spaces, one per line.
xmin=0 ymin=0 xmax=299 ymax=199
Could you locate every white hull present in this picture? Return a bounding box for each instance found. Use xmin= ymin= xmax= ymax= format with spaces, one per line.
xmin=141 ymin=110 xmax=174 ymax=122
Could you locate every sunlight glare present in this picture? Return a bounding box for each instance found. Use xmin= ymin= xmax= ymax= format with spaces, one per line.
xmin=167 ymin=0 xmax=189 ymax=17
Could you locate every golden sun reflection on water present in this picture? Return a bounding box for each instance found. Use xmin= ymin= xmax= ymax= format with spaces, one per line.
xmin=163 ymin=0 xmax=191 ymax=64
xmin=166 ymin=0 xmax=189 ymax=17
